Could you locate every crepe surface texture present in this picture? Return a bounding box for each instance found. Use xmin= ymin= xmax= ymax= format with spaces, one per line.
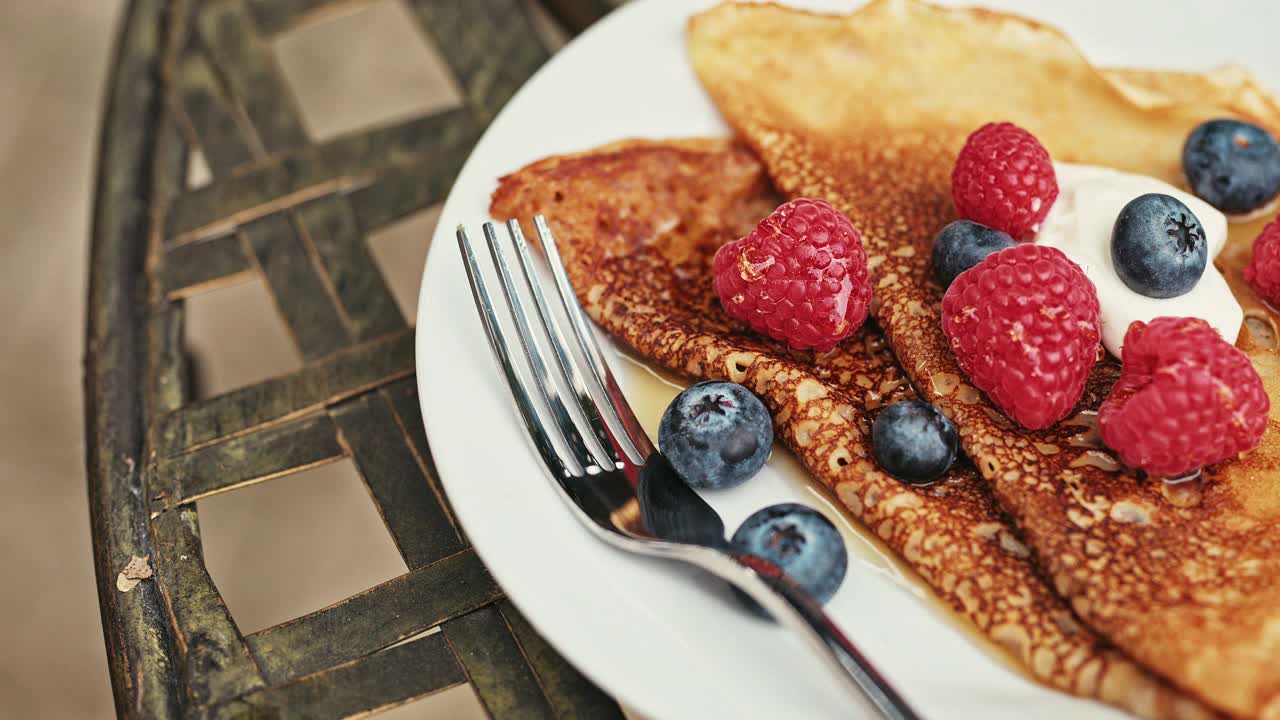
xmin=689 ymin=1 xmax=1280 ymax=717
xmin=491 ymin=138 xmax=1214 ymax=718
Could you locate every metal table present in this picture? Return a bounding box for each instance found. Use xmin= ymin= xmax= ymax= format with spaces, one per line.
xmin=85 ymin=1 xmax=624 ymax=717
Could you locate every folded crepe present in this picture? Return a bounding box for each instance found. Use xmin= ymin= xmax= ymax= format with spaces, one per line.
xmin=492 ymin=138 xmax=1213 ymax=718
xmin=688 ymin=1 xmax=1280 ymax=717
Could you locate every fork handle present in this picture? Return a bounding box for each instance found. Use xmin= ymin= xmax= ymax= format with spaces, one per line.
xmin=701 ymin=551 xmax=922 ymax=720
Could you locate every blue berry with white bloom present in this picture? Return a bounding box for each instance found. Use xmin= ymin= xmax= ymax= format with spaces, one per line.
xmin=1183 ymin=119 xmax=1280 ymax=214
xmin=930 ymin=220 xmax=1016 ymax=288
xmin=872 ymin=400 xmax=958 ymax=485
xmin=732 ymin=503 xmax=848 ymax=606
xmin=658 ymin=381 xmax=772 ymax=490
xmin=1111 ymin=193 xmax=1207 ymax=299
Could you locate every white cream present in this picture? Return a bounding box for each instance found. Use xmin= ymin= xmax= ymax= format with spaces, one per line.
xmin=1034 ymin=163 xmax=1242 ymax=357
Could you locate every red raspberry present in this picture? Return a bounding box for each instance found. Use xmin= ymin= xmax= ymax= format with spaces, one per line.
xmin=941 ymin=244 xmax=1100 ymax=429
xmin=1099 ymin=317 xmax=1268 ymax=478
xmin=1245 ymin=217 xmax=1280 ymax=307
xmin=713 ymin=198 xmax=870 ymax=352
xmin=951 ymin=122 xmax=1059 ymax=240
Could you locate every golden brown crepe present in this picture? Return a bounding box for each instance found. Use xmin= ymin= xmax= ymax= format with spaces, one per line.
xmin=688 ymin=1 xmax=1280 ymax=716
xmin=491 ymin=138 xmax=1213 ymax=718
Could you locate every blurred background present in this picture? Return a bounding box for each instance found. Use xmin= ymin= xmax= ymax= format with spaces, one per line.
xmin=4 ymin=2 xmax=127 ymax=715
xmin=2 ymin=1 xmax=564 ymax=716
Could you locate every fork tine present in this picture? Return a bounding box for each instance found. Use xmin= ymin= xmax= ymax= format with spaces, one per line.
xmin=456 ymin=225 xmax=575 ymax=479
xmin=506 ymin=219 xmax=618 ymax=472
xmin=532 ymin=215 xmax=655 ymax=465
xmin=482 ymin=221 xmax=596 ymax=475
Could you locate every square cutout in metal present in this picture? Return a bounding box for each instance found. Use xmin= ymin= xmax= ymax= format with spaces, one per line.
xmin=183 ymin=276 xmax=302 ymax=399
xmin=198 ymin=457 xmax=409 ymax=633
xmin=374 ymin=682 xmax=487 ymax=720
xmin=270 ymin=0 xmax=463 ymax=141
xmin=367 ymin=203 xmax=441 ymax=322
xmin=187 ymin=147 xmax=213 ymax=189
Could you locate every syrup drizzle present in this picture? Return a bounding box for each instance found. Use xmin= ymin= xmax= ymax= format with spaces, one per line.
xmin=1159 ymin=471 xmax=1204 ymax=508
xmin=613 ymin=350 xmax=1028 ymax=678
xmin=1062 ymin=410 xmax=1104 ymax=449
xmin=1070 ymin=450 xmax=1122 ymax=472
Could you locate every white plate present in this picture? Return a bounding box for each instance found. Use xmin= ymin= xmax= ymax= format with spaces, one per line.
xmin=416 ymin=2 xmax=1276 ymax=718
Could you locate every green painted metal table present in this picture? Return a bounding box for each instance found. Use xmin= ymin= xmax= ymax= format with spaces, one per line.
xmin=85 ymin=1 xmax=626 ymax=717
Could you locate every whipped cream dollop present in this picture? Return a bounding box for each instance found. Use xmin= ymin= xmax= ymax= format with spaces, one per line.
xmin=1034 ymin=163 xmax=1242 ymax=357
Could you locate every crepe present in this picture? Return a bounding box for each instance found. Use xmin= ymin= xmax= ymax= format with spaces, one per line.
xmin=491 ymin=138 xmax=1212 ymax=718
xmin=688 ymin=1 xmax=1280 ymax=717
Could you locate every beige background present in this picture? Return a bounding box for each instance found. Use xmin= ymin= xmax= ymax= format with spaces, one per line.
xmin=3 ymin=2 xmax=128 ymax=716
xmin=1 ymin=1 xmax=576 ymax=717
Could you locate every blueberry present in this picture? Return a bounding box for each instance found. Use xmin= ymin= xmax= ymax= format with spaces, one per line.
xmin=658 ymin=381 xmax=773 ymax=490
xmin=1111 ymin=193 xmax=1207 ymax=299
xmin=731 ymin=503 xmax=848 ymax=606
xmin=871 ymin=400 xmax=958 ymax=485
xmin=930 ymin=220 xmax=1016 ymax=288
xmin=1183 ymin=119 xmax=1280 ymax=214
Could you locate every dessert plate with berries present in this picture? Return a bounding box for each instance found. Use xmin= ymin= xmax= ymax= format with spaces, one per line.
xmin=417 ymin=1 xmax=1279 ymax=718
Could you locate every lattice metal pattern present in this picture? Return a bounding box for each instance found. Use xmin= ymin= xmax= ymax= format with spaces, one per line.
xmin=87 ymin=0 xmax=622 ymax=717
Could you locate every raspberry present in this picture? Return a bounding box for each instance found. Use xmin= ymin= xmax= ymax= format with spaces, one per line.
xmin=952 ymin=122 xmax=1059 ymax=240
xmin=1099 ymin=317 xmax=1269 ymax=477
xmin=1245 ymin=217 xmax=1280 ymax=307
xmin=713 ymin=198 xmax=870 ymax=352
xmin=941 ymin=244 xmax=1100 ymax=429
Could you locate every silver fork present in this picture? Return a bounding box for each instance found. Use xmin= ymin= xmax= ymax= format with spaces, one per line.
xmin=457 ymin=215 xmax=921 ymax=720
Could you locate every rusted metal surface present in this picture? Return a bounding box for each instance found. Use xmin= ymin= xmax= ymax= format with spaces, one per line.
xmin=87 ymin=1 xmax=622 ymax=716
